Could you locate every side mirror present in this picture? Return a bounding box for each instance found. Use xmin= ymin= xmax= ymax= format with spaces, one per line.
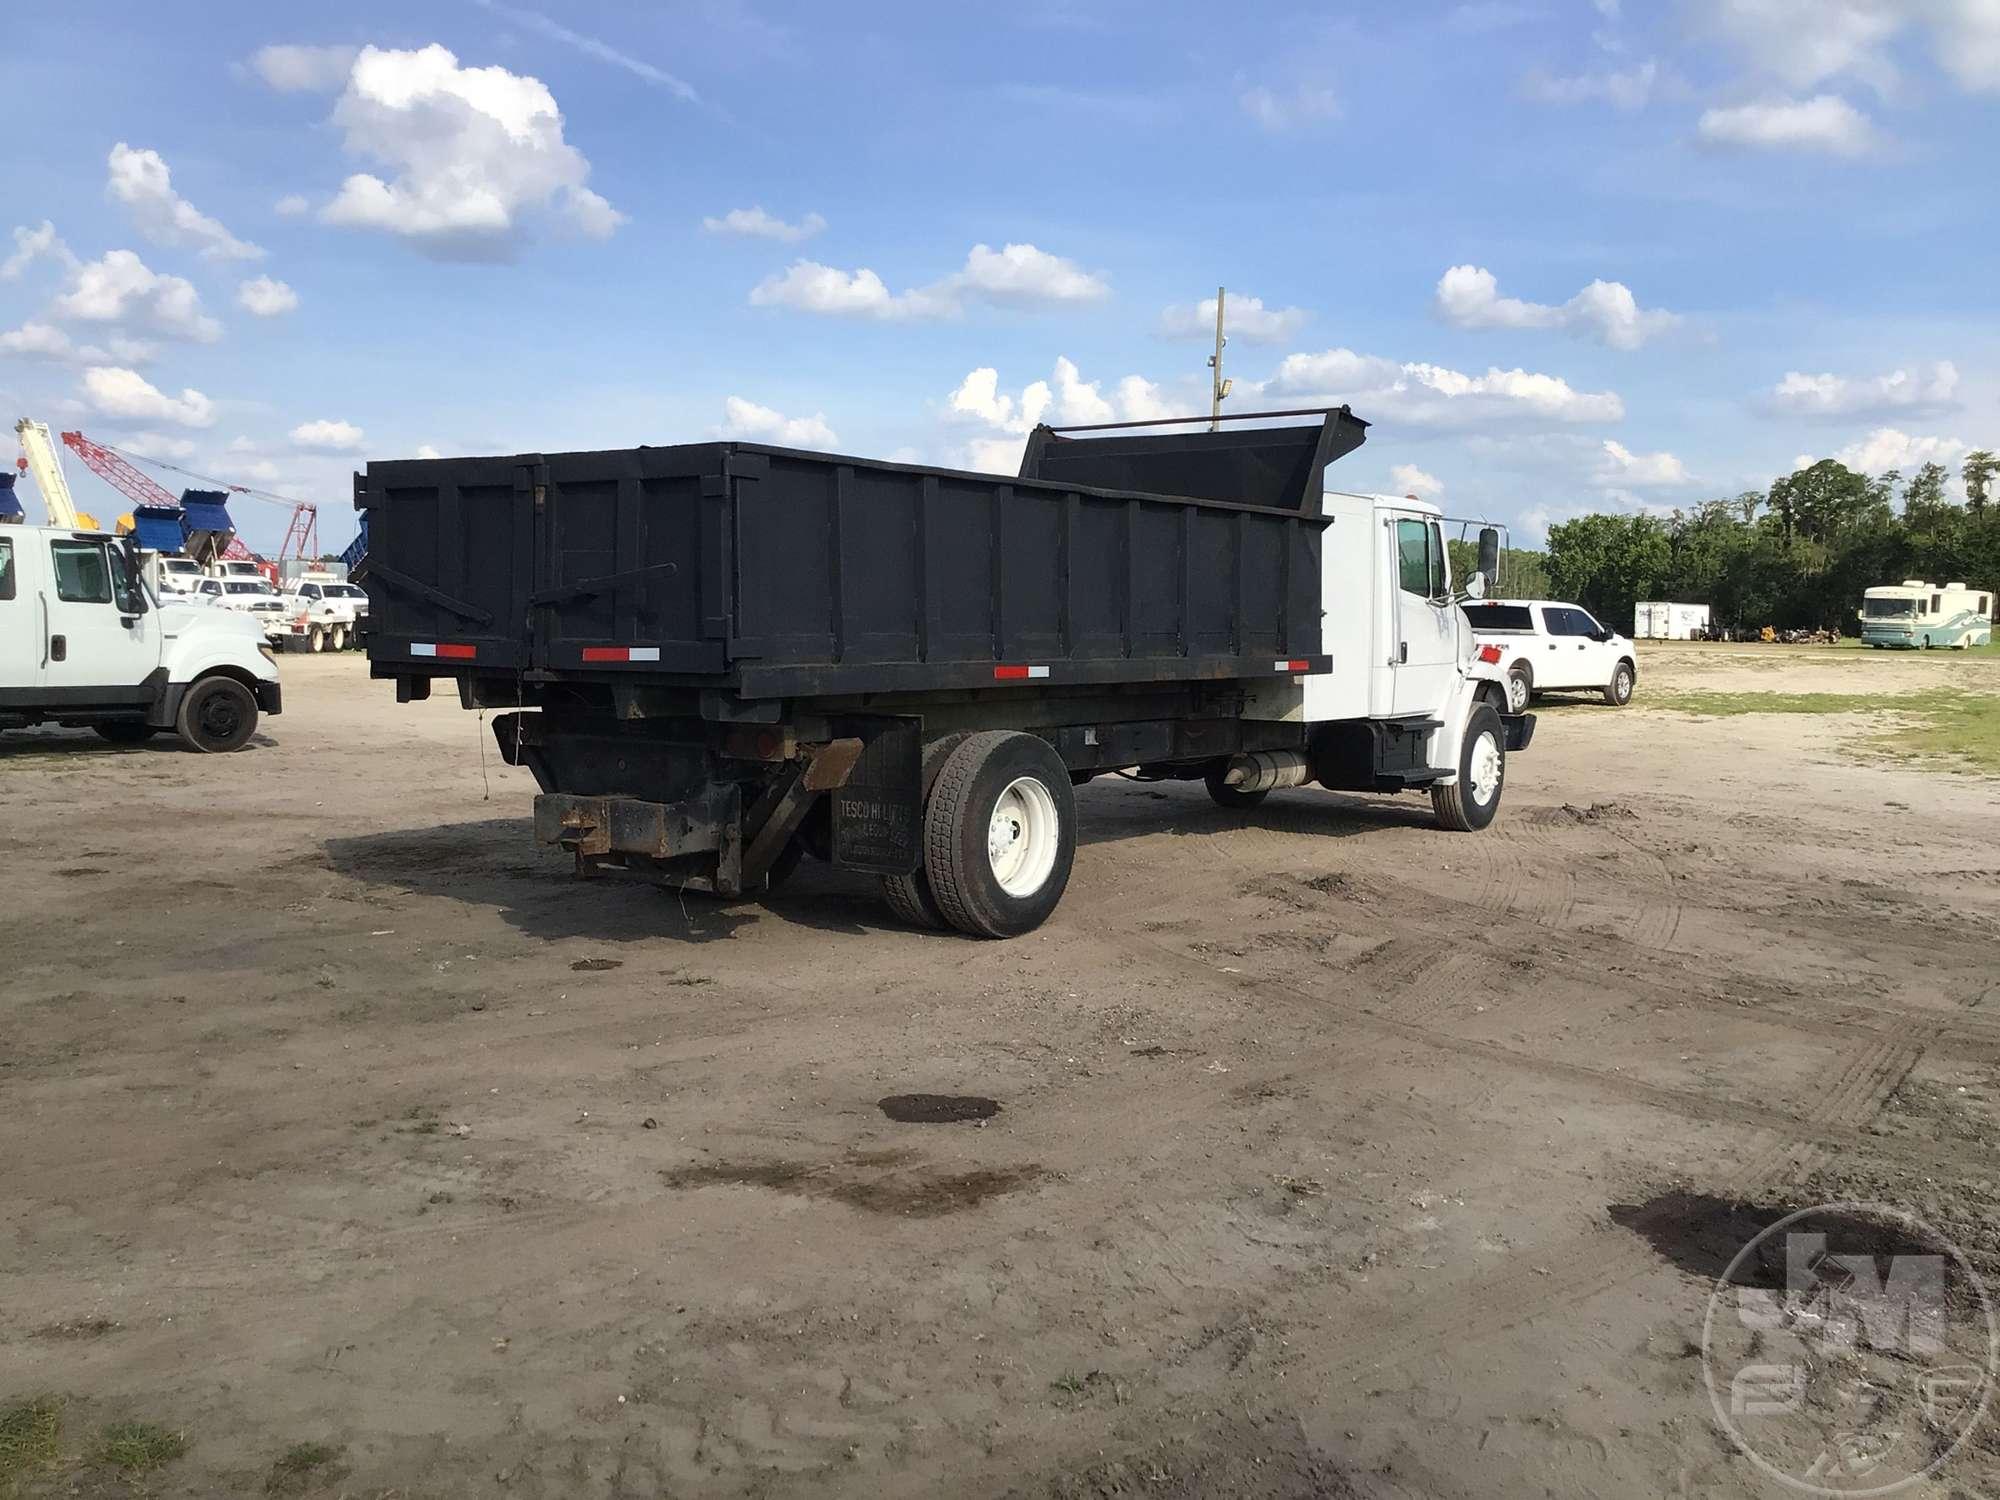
xmin=1464 ymin=573 xmax=1487 ymax=600
xmin=1476 ymin=526 xmax=1501 ymax=588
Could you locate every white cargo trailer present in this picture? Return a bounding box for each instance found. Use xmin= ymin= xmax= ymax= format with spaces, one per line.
xmin=1634 ymin=601 xmax=1710 ymax=641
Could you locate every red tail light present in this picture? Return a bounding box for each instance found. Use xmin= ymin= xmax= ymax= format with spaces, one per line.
xmin=1477 ymin=644 xmax=1503 ymax=664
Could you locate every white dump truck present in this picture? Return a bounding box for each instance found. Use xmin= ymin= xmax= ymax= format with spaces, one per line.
xmin=0 ymin=524 xmax=282 ymax=751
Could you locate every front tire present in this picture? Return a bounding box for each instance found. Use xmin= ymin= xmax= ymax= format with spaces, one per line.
xmin=1603 ymin=658 xmax=1635 ymax=706
xmin=1431 ymin=704 xmax=1506 ymax=833
xmin=176 ymin=675 xmax=259 ymax=753
xmin=922 ymin=731 xmax=1075 ymax=938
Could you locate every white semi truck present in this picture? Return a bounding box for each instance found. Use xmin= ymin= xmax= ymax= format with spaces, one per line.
xmin=0 ymin=524 xmax=282 ymax=751
xmin=357 ymin=409 xmax=1535 ymax=937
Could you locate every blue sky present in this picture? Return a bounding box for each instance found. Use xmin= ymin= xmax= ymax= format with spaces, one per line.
xmin=5 ymin=0 xmax=1996 ymax=554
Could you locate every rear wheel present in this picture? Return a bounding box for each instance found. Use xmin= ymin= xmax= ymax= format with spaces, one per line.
xmin=331 ymin=624 xmax=348 ymax=651
xmin=1204 ymin=761 xmax=1270 ymax=810
xmin=94 ymin=721 xmax=158 ymax=745
xmin=176 ymin=675 xmax=259 ymax=753
xmin=1505 ymin=662 xmax=1533 ymax=713
xmin=1603 ymin=658 xmax=1635 ymax=706
xmin=1431 ymin=704 xmax=1505 ymax=832
xmin=309 ymin=625 xmax=326 ymax=653
xmin=922 ymin=731 xmax=1075 ymax=938
xmin=880 ymin=732 xmax=972 ymax=929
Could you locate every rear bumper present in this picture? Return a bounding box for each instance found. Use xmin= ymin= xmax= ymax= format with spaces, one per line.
xmin=1502 ymin=712 xmax=1536 ymax=752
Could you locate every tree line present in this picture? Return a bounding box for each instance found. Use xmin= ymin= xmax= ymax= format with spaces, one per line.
xmin=1519 ymin=451 xmax=1998 ymax=634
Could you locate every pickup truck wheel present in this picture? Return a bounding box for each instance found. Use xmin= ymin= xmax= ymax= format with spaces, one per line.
xmin=177 ymin=676 xmax=259 ymax=753
xmin=881 ymin=732 xmax=971 ymax=929
xmin=1505 ymin=663 xmax=1533 ymax=713
xmin=1204 ymin=761 xmax=1270 ymax=810
xmin=924 ymin=731 xmax=1075 ymax=938
xmin=1603 ymin=659 xmax=1635 ymax=706
xmin=1430 ymin=704 xmax=1505 ymax=833
xmin=94 ymin=721 xmax=159 ymax=745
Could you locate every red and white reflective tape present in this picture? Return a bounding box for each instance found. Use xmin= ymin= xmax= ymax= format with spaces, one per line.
xmin=993 ymin=664 xmax=1051 ymax=681
xmin=410 ymin=642 xmax=477 ymax=660
xmin=1273 ymin=658 xmax=1313 ymax=673
xmin=580 ymin=646 xmax=662 ymax=663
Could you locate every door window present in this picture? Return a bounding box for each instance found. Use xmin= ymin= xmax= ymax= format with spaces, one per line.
xmin=1396 ymin=520 xmax=1445 ymax=598
xmin=51 ymin=540 xmax=113 ymax=604
xmin=0 ymin=537 xmax=13 ymax=601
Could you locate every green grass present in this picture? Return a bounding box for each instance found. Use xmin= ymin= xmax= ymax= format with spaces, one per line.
xmin=97 ymin=1421 xmax=187 ymax=1474
xmin=265 ymin=1441 xmax=342 ymax=1493
xmin=1646 ymin=688 xmax=2000 ymax=773
xmin=0 ymin=1398 xmax=63 ymax=1496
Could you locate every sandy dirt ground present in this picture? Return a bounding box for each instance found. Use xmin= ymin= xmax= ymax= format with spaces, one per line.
xmin=4 ymin=645 xmax=1999 ymax=1498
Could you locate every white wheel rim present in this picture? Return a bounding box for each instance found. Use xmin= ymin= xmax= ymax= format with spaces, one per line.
xmin=986 ymin=775 xmax=1060 ymax=898
xmin=1508 ymin=675 xmax=1527 ymax=711
xmin=1468 ymin=732 xmax=1502 ymax=806
xmin=1616 ymin=668 xmax=1631 ymax=699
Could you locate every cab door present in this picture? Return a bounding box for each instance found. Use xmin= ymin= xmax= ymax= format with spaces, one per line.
xmin=1390 ymin=515 xmax=1459 ymax=716
xmin=39 ymin=535 xmax=161 ymax=695
xmin=0 ymin=534 xmax=36 ymax=691
xmin=1536 ymin=606 xmax=1588 ymax=687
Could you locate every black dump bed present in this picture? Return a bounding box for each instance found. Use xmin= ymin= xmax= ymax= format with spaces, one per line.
xmin=356 ymin=407 xmax=1366 ymax=701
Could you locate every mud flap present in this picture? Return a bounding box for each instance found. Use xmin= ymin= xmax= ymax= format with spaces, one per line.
xmin=1503 ymin=713 xmax=1536 ymax=752
xmin=830 ymin=719 xmax=922 ymax=875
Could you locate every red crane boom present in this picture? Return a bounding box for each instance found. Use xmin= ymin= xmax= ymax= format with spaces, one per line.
xmin=60 ymin=430 xmax=180 ymax=509
xmin=59 ymin=430 xmax=317 ymax=564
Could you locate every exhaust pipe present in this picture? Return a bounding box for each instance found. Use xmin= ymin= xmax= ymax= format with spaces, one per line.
xmin=1220 ymin=751 xmax=1314 ymax=794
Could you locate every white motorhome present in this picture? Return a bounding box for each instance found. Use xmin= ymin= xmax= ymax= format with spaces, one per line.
xmin=1859 ymin=581 xmax=1993 ymax=649
xmin=0 ymin=525 xmax=282 ymax=750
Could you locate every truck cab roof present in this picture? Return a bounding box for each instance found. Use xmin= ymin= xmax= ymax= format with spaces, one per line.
xmin=1325 ymin=490 xmax=1443 ymax=519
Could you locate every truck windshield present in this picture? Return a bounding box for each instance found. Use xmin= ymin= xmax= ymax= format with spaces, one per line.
xmin=1863 ymin=598 xmax=1916 ymax=617
xmin=225 ymin=581 xmax=271 ymax=595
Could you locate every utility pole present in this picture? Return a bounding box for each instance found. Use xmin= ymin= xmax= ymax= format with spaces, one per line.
xmin=1207 ymin=286 xmax=1232 ymax=430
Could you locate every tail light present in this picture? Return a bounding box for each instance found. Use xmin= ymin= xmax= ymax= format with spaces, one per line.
xmin=1477 ymin=644 xmax=1503 ymax=664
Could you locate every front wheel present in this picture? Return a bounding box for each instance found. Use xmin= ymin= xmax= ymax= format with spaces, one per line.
xmin=1431 ymin=704 xmax=1506 ymax=832
xmin=922 ymin=731 xmax=1075 ymax=938
xmin=176 ymin=675 xmax=259 ymax=753
xmin=1603 ymin=658 xmax=1635 ymax=706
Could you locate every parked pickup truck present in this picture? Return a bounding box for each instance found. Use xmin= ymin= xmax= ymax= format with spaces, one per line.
xmin=358 ymin=408 xmax=1536 ymax=937
xmin=0 ymin=524 xmax=281 ymax=750
xmin=276 ymin=575 xmax=368 ymax=652
xmin=1462 ymin=599 xmax=1637 ymax=710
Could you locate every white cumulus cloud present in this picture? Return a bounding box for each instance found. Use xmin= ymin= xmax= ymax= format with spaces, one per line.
xmin=1434 ymin=265 xmax=1680 ymax=349
xmin=1267 ymin=346 xmax=1625 ymax=425
xmin=106 ymin=144 xmax=262 ymax=262
xmin=1 ymin=221 xmax=74 ymax=280
xmin=1696 ymin=95 xmax=1878 ymax=155
xmin=54 ymin=250 xmax=221 ymax=343
xmin=1595 ymin=439 xmax=1693 ymax=487
xmin=116 ymin=432 xmax=198 ymax=461
xmin=290 ymin=418 xmax=366 ymax=452
xmin=237 ymin=276 xmax=300 ymax=317
xmin=1820 ymin=427 xmax=1969 ymax=478
xmin=717 ymin=396 xmax=838 ymax=449
xmin=702 ymin=207 xmax=826 ymax=242
xmin=1522 ymin=59 xmax=1664 ymax=109
xmin=0 ymin=322 xmax=74 ymax=359
xmin=1239 ymin=83 xmax=1340 ymax=131
xmin=1693 ymin=0 xmax=2000 ymax=95
xmin=81 ymin=366 xmax=216 ymax=427
xmin=250 ymin=43 xmax=361 ymax=92
xmin=268 ymin=43 xmax=622 ymax=257
xmin=1770 ymin=361 xmax=1959 ymax=418
xmin=274 ymin=193 xmax=312 ymax=217
xmin=1391 ymin=463 xmax=1444 ymax=497
xmin=1160 ymin=293 xmax=1309 ymax=345
xmin=944 ymin=357 xmax=1169 ymax=471
xmin=751 ymin=243 xmax=1107 ymax=321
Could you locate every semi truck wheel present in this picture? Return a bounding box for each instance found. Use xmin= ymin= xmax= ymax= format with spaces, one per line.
xmin=176 ymin=676 xmax=259 ymax=753
xmin=309 ymin=625 xmax=327 ymax=653
xmin=922 ymin=731 xmax=1075 ymax=938
xmin=1430 ymin=704 xmax=1505 ymax=833
xmin=332 ymin=624 xmax=349 ymax=651
xmin=1204 ymin=760 xmax=1269 ymax=810
xmin=881 ymin=732 xmax=972 ymax=929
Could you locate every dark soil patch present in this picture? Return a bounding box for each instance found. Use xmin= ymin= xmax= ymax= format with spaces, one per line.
xmin=879 ymin=1093 xmax=1000 ymax=1124
xmin=661 ymin=1155 xmax=1040 ymax=1217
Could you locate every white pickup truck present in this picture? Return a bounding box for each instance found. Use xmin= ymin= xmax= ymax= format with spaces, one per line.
xmin=1462 ymin=598 xmax=1638 ymax=710
xmin=0 ymin=524 xmax=282 ymax=751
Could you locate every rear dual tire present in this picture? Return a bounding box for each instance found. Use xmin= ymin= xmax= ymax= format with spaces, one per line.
xmin=884 ymin=730 xmax=1075 ymax=938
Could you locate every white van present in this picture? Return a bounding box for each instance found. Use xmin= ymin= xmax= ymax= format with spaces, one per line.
xmin=0 ymin=525 xmax=281 ymax=750
xmin=1859 ymin=581 xmax=1993 ymax=649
